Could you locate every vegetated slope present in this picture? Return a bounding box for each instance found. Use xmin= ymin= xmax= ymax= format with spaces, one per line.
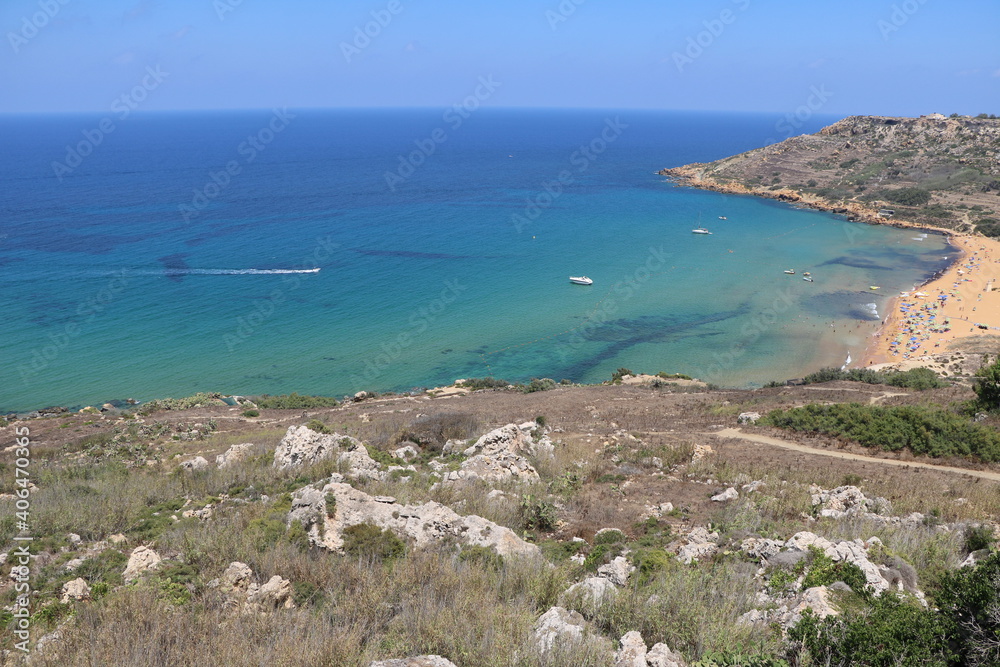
xmin=661 ymin=114 xmax=1000 ymax=233
xmin=2 ymin=374 xmax=999 ymax=666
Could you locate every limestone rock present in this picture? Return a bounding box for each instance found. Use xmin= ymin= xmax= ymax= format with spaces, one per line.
xmin=290 ymin=481 xmax=540 ymax=559
xmin=784 ymin=531 xmax=889 ymax=594
xmin=63 ymin=558 xmax=86 ymax=572
xmin=598 ymin=556 xmax=635 ymax=587
xmin=392 ymin=444 xmax=420 ymax=461
xmin=216 ymin=442 xmax=256 ymax=469
xmin=464 ymin=423 xmax=538 ymax=458
xmin=687 ymin=527 xmax=719 ymax=544
xmin=67 ymin=533 xmax=82 ymax=545
xmin=677 ymin=542 xmax=718 ymax=564
xmin=711 ymin=487 xmax=738 ymax=502
xmin=246 ymin=575 xmax=296 ymax=611
xmin=218 ymin=561 xmax=255 ymax=594
xmin=453 ymin=451 xmax=539 ymax=484
xmin=561 ymin=576 xmax=619 ymax=609
xmin=737 ymin=412 xmax=761 ymax=424
xmin=369 ymin=657 xmax=457 ymax=667
xmin=647 ymin=642 xmax=686 ymax=667
xmin=614 ymin=631 xmax=647 ymax=667
xmin=741 ymin=537 xmax=784 ymax=561
xmin=273 ymin=425 xmax=359 ymax=469
xmin=180 ymin=456 xmax=209 ymax=471
xmin=60 ymin=578 xmax=91 ymax=604
xmin=123 ymin=546 xmax=162 ymax=582
xmin=533 ymin=606 xmax=587 ymax=653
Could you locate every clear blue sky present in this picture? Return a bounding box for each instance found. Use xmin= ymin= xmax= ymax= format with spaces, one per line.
xmin=2 ymin=0 xmax=997 ymax=115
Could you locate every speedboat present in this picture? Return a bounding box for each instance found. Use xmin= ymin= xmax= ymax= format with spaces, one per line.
xmin=783 ymin=269 xmax=795 ymax=275
xmin=869 ymin=286 xmax=880 ymax=291
xmin=803 ymin=272 xmax=811 ymax=277
xmin=718 ymin=216 xmax=727 ymax=220
xmin=569 ymin=276 xmax=593 ymax=285
xmin=803 ymin=276 xmax=814 ymax=282
xmin=692 ymin=228 xmax=712 ymax=235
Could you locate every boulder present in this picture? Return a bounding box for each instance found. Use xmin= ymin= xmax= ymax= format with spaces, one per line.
xmin=369 ymin=657 xmax=457 ymax=667
xmin=561 ymin=577 xmax=619 ymax=609
xmin=246 ymin=575 xmax=296 ymax=611
xmin=533 ymin=606 xmax=587 ymax=653
xmin=781 ymin=586 xmax=840 ymax=629
xmin=290 ymin=481 xmax=540 ymax=559
xmin=614 ymin=631 xmax=647 ymax=667
xmin=452 ymin=451 xmax=539 ymax=484
xmin=217 ymin=561 xmax=255 ymax=594
xmin=464 ymin=423 xmax=539 ymax=458
xmin=784 ymin=531 xmax=889 ymax=594
xmin=123 ymin=546 xmax=162 ymax=582
xmin=677 ymin=542 xmax=718 ymax=564
xmin=273 ymin=426 xmax=382 ymax=479
xmin=180 ymin=456 xmax=209 ymax=471
xmin=60 ymin=578 xmax=91 ymax=604
xmin=598 ymin=556 xmax=635 ymax=587
xmin=392 ymin=444 xmax=420 ymax=461
xmin=711 ymin=487 xmax=738 ymax=502
xmin=741 ymin=537 xmax=784 ymax=561
xmin=216 ymin=442 xmax=256 ymax=469
xmin=737 ymin=412 xmax=761 ymax=424
xmin=647 ymin=642 xmax=686 ymax=667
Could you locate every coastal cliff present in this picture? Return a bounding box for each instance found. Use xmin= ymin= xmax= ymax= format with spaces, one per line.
xmin=660 ymin=114 xmax=1000 ymax=233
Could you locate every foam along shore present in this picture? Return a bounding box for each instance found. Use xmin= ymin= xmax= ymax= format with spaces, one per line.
xmin=856 ymin=233 xmax=1000 ymax=369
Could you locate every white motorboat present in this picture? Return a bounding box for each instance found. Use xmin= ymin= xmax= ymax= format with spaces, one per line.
xmin=569 ymin=276 xmax=593 ymax=285
xmin=691 ymin=228 xmax=712 ymax=235
xmin=784 ymin=269 xmax=795 ymax=275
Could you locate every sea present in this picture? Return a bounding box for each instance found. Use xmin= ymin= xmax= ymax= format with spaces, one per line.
xmin=0 ymin=108 xmax=952 ymax=413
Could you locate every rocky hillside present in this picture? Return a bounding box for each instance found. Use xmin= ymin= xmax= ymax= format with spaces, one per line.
xmin=661 ymin=114 xmax=1000 ymax=233
xmin=1 ymin=375 xmax=999 ymax=666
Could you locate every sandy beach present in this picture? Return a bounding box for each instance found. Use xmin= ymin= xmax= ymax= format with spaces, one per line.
xmin=857 ymin=233 xmax=1000 ymax=369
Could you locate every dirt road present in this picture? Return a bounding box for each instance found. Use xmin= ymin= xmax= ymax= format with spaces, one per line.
xmin=713 ymin=427 xmax=1000 ymax=483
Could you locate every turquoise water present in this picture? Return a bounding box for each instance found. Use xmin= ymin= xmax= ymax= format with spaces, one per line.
xmin=0 ymin=109 xmax=950 ymax=412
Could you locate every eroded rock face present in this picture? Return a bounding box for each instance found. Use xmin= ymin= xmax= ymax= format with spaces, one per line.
xmin=784 ymin=531 xmax=889 ymax=594
xmin=598 ymin=556 xmax=635 ymax=587
xmin=561 ymin=577 xmax=619 ymax=610
xmin=646 ymin=642 xmax=687 ymax=667
xmin=289 ymin=481 xmax=540 ymax=559
xmin=247 ymin=575 xmax=296 ymax=611
xmin=211 ymin=562 xmax=296 ymax=613
xmin=123 ymin=546 xmax=162 ymax=582
xmin=216 ymin=443 xmax=256 ymax=469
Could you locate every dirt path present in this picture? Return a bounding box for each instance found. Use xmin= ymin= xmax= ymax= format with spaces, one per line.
xmin=713 ymin=427 xmax=1000 ymax=482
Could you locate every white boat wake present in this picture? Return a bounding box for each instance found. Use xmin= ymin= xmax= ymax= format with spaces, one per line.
xmin=128 ymin=268 xmax=321 ymax=276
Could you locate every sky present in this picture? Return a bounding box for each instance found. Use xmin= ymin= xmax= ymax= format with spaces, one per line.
xmin=1 ymin=0 xmax=997 ymax=116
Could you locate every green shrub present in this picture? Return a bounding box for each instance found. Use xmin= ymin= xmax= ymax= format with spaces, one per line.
xmin=878 ymin=187 xmax=932 ymax=206
xmin=802 ymin=548 xmax=869 ymax=595
xmin=936 ymin=551 xmax=1000 ymax=665
xmin=458 ymin=545 xmax=504 ymax=571
xmin=519 ymin=495 xmax=557 ymax=532
xmin=341 ymin=523 xmax=406 ymax=561
xmin=304 ymin=419 xmax=331 ymax=434
xmin=611 ymin=368 xmax=633 ymax=383
xmin=455 ymin=377 xmax=510 ymax=391
xmin=761 ymin=403 xmax=1000 ymax=463
xmin=594 ymin=529 xmax=627 ymax=545
xmin=801 ymin=366 xmax=945 ymax=390
xmin=973 ymin=355 xmax=1000 ymax=411
xmin=964 ymin=525 xmax=995 ymax=554
xmin=521 ymin=377 xmax=556 ymax=393
xmin=251 ymin=393 xmax=339 ymax=409
xmin=242 ymin=409 xmax=260 ymax=418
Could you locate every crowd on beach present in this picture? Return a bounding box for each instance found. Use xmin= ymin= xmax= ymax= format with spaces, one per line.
xmin=876 ymin=241 xmax=998 ymax=361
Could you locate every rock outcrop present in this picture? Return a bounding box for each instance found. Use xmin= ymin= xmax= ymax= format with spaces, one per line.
xmin=210 ymin=562 xmax=296 ymax=613
xmin=273 ymin=425 xmax=382 ymax=479
xmin=180 ymin=456 xmax=209 ymax=471
xmin=216 ymin=442 xmax=256 ymax=469
xmin=123 ymin=546 xmax=162 ymax=582
xmin=289 ymin=481 xmax=540 ymax=559
xmin=60 ymin=578 xmax=91 ymax=604
xmin=677 ymin=527 xmax=719 ymax=564
xmin=533 ymin=606 xmax=589 ymax=653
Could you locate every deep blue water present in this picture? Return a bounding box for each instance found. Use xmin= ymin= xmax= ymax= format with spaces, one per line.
xmin=0 ymin=108 xmax=950 ymax=412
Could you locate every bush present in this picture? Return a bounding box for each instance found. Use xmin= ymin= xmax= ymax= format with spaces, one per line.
xmin=251 ymin=393 xmax=339 ymax=409
xmin=304 ymin=419 xmax=332 ymax=434
xmin=455 ymin=377 xmax=510 ymax=391
xmin=936 ymin=551 xmax=1000 ymax=665
xmin=878 ymin=187 xmax=932 ymax=206
xmin=611 ymin=368 xmax=633 ymax=383
xmin=963 ymin=525 xmax=995 ymax=554
xmin=519 ymin=495 xmax=557 ymax=532
xmin=761 ymin=403 xmax=1000 ymax=462
xmin=458 ymin=545 xmax=504 ymax=571
xmin=390 ymin=412 xmax=480 ymax=452
xmin=973 ymin=355 xmax=1000 ymax=411
xmin=801 ymin=366 xmax=945 ymax=390
xmin=341 ymin=523 xmax=406 ymax=561
xmin=521 ymin=378 xmax=556 ymax=393
xmin=802 ymin=547 xmax=870 ymax=595
xmin=242 ymin=409 xmax=260 ymax=418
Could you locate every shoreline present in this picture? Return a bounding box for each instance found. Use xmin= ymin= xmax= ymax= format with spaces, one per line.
xmin=660 ymin=168 xmax=1000 ymax=371
xmin=855 ymin=233 xmax=1000 ymax=369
